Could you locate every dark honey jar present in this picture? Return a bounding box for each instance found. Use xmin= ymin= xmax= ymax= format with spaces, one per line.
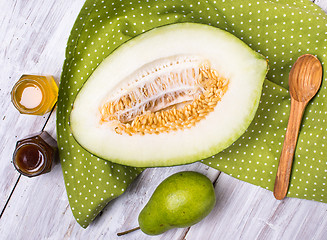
xmin=13 ymin=131 xmax=57 ymax=177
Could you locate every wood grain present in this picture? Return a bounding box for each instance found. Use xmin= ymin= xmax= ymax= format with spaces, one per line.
xmin=187 ymin=173 xmax=327 ymax=240
xmin=0 ymin=0 xmax=326 ymax=240
xmin=274 ymin=55 xmax=322 ymax=200
xmin=315 ymin=0 xmax=327 ymax=12
xmin=0 ymin=0 xmax=84 ymax=216
xmin=274 ymin=99 xmax=306 ymax=200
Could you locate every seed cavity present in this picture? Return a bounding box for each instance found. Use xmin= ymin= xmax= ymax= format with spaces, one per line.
xmin=99 ymin=56 xmax=229 ymax=135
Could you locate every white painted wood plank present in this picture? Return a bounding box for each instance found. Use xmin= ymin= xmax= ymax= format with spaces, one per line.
xmin=185 ymin=173 xmax=327 ymax=240
xmin=315 ymin=0 xmax=327 ymax=12
xmin=0 ymin=145 xmax=219 ymax=240
xmin=0 ymin=0 xmax=84 ymax=213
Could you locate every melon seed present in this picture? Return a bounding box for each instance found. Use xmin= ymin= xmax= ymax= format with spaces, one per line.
xmin=99 ymin=57 xmax=229 ymax=135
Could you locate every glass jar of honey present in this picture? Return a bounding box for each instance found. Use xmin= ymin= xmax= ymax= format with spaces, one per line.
xmin=11 ymin=75 xmax=58 ymax=115
xmin=13 ymin=131 xmax=57 ymax=177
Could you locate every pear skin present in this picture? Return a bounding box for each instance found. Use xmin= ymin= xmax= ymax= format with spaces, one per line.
xmin=138 ymin=171 xmax=216 ymax=235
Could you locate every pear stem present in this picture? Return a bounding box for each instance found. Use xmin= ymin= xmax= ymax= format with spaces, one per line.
xmin=117 ymin=226 xmax=141 ymax=236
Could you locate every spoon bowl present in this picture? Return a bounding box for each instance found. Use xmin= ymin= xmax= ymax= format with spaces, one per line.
xmin=289 ymin=54 xmax=323 ymax=102
xmin=274 ymin=54 xmax=323 ymax=200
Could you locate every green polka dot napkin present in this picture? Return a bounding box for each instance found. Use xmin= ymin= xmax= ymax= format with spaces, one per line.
xmin=57 ymin=0 xmax=327 ymax=227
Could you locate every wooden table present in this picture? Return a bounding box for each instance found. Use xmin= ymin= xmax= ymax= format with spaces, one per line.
xmin=1 ymin=0 xmax=327 ymax=239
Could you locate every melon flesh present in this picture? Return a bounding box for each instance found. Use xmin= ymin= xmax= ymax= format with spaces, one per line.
xmin=70 ymin=23 xmax=268 ymax=167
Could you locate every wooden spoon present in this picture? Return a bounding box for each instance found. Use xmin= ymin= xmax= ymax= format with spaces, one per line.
xmin=273 ymin=54 xmax=323 ymax=200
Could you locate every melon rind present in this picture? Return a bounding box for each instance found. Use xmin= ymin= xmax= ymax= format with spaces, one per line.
xmin=70 ymin=23 xmax=268 ymax=167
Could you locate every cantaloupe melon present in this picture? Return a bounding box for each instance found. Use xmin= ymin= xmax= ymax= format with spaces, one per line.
xmin=70 ymin=23 xmax=268 ymax=167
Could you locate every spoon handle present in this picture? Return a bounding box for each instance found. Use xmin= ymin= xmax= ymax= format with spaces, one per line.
xmin=273 ymin=98 xmax=307 ymax=200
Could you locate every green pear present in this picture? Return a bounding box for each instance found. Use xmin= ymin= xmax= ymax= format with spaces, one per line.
xmin=138 ymin=171 xmax=216 ymax=235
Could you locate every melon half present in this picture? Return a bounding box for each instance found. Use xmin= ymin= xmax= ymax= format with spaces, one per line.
xmin=70 ymin=23 xmax=268 ymax=167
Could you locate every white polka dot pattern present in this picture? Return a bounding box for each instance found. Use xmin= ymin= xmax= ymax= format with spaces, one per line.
xmin=57 ymin=0 xmax=327 ymax=227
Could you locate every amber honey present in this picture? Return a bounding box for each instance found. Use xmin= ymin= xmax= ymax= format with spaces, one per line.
xmin=11 ymin=75 xmax=58 ymax=115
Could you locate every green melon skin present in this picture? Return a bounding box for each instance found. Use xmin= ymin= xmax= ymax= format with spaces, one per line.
xmin=138 ymin=171 xmax=216 ymax=235
xmin=70 ymin=23 xmax=268 ymax=167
